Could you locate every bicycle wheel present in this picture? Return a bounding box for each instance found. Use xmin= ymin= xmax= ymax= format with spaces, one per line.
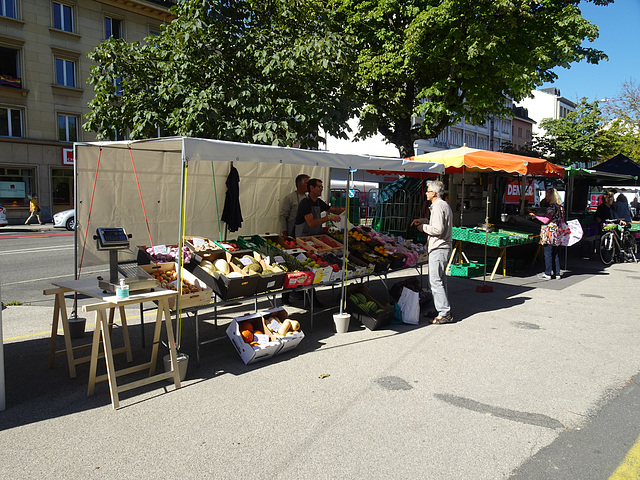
xmin=599 ymin=232 xmax=616 ymax=265
xmin=622 ymin=231 xmax=637 ymax=261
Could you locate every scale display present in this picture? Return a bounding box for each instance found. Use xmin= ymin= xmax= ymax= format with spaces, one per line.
xmin=96 ymin=227 xmax=130 ymax=250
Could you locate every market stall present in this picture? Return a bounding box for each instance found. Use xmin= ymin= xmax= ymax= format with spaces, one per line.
xmin=403 ymin=147 xmax=565 ymax=277
xmin=73 ymin=137 xmax=443 ymax=268
xmin=67 ymin=137 xmax=443 ymax=372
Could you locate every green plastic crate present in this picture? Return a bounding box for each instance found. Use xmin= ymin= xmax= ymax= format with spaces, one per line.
xmin=452 ymin=226 xmax=471 ymax=241
xmin=485 ymin=233 xmax=509 ymax=247
xmin=449 ymin=262 xmax=484 ymax=277
xmin=467 ymin=229 xmax=490 ymax=245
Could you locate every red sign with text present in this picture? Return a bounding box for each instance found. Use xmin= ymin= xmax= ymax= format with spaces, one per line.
xmin=62 ymin=148 xmax=74 ymax=165
xmin=505 ymin=180 xmax=534 ymax=204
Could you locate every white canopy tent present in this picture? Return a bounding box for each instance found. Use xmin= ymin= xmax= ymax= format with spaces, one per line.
xmin=73 ymin=137 xmax=443 ymax=269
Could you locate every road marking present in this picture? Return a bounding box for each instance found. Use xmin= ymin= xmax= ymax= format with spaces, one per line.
xmin=1 ymin=268 xmax=108 ymax=285
xmin=0 ymin=245 xmax=75 ymax=255
xmin=0 ymin=233 xmax=73 ymax=239
xmin=610 ymin=433 xmax=640 ymax=479
xmin=3 ymin=311 xmax=156 ymax=342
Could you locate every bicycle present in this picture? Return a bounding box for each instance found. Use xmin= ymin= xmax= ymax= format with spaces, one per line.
xmin=599 ymin=220 xmax=638 ymax=265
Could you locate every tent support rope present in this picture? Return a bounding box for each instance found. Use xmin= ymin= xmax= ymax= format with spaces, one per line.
xmin=78 ymin=147 xmax=102 ymax=277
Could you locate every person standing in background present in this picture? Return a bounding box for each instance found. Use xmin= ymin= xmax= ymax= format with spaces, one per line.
xmin=279 ymin=174 xmax=309 ymax=237
xmin=531 ymin=188 xmax=565 ymax=280
xmin=411 ymin=180 xmax=454 ymax=324
xmin=611 ymin=194 xmax=633 ymax=223
xmin=279 ymin=174 xmax=309 ymax=307
xmin=24 ymin=195 xmax=43 ymax=225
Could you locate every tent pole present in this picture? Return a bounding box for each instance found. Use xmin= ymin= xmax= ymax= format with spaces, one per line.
xmin=340 ymin=170 xmax=352 ymax=315
xmin=460 ymin=168 xmax=465 ymax=226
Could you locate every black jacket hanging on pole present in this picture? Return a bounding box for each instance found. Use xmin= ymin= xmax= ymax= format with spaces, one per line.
xmin=221 ymin=165 xmax=243 ymax=232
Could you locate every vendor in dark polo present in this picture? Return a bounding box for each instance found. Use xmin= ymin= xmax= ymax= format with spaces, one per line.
xmin=294 ymin=178 xmax=344 ymax=237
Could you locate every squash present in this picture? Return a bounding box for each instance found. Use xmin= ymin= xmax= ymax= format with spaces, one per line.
xmin=289 ymin=320 xmax=301 ymax=332
xmin=214 ymin=259 xmax=230 ymax=275
xmin=241 ymin=329 xmax=254 ymax=343
xmin=238 ymin=320 xmax=254 ymax=332
xmin=278 ymin=320 xmax=292 ymax=336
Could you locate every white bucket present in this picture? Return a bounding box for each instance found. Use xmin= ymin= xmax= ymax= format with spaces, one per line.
xmin=163 ymin=353 xmax=189 ymax=382
xmin=333 ymin=313 xmax=351 ymax=334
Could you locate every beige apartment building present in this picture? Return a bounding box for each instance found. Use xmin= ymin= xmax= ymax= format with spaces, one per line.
xmin=0 ymin=0 xmax=174 ymax=223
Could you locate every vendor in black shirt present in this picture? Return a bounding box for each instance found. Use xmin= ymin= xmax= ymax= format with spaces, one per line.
xmin=294 ymin=178 xmax=344 ymax=237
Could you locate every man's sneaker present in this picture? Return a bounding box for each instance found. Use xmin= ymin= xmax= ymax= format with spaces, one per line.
xmin=554 ymin=272 xmax=562 ymax=279
xmin=537 ymin=273 xmax=552 ymax=280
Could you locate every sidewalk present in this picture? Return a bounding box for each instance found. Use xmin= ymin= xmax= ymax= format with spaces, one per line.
xmin=1 ymin=222 xmax=58 ymax=233
xmin=0 ymin=252 xmax=639 ymax=478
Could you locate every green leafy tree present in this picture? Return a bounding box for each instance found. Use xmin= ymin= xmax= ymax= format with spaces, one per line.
xmin=533 ymin=98 xmax=616 ymax=165
xmin=335 ymin=0 xmax=611 ymax=157
xmin=84 ymin=0 xmax=356 ymax=148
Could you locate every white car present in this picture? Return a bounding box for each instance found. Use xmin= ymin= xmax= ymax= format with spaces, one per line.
xmin=0 ymin=204 xmax=7 ymax=227
xmin=53 ymin=208 xmax=75 ymax=231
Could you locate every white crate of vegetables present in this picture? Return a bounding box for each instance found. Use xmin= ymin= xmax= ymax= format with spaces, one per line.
xmin=226 ymin=312 xmax=282 ymax=364
xmin=226 ymin=308 xmax=304 ymax=364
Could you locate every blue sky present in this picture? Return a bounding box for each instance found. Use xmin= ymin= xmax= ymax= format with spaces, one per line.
xmin=540 ymin=1 xmax=640 ymax=103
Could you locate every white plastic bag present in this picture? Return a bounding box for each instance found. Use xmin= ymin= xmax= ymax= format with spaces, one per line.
xmin=397 ymin=287 xmax=420 ymax=325
xmin=561 ymin=219 xmax=583 ymax=247
xmin=331 ymin=211 xmax=356 ymax=232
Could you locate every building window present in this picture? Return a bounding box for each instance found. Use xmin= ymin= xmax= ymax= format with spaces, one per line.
xmin=450 ymin=129 xmax=461 ymax=147
xmin=525 ymin=129 xmax=531 ymax=141
xmin=477 ymin=135 xmax=488 ymax=150
xmin=105 ymin=16 xmax=123 ymax=39
xmin=517 ymin=127 xmax=523 ymax=138
xmin=464 ymin=133 xmax=475 ymax=148
xmin=0 ymin=167 xmax=35 ymax=205
xmin=1 ymin=0 xmax=16 ymax=18
xmin=502 ymin=119 xmax=510 ymax=134
xmin=53 ymin=2 xmax=74 ymax=32
xmin=55 ymin=58 xmax=76 ymax=87
xmin=0 ymin=106 xmax=23 ymax=137
xmin=0 ymin=46 xmax=21 ymax=89
xmin=58 ymin=114 xmax=78 ymax=142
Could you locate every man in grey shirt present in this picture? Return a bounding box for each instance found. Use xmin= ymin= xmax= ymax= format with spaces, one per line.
xmin=279 ymin=174 xmax=309 ymax=237
xmin=411 ymin=180 xmax=454 ymax=324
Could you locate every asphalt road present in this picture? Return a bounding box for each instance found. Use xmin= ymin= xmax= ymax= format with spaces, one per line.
xmin=1 ymin=227 xmax=640 ymax=478
xmin=0 ymin=228 xmax=108 ymax=306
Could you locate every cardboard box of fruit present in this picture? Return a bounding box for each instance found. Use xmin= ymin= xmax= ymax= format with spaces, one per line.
xmin=293 ymin=252 xmax=333 ymax=284
xmin=184 ymin=236 xmax=221 ymax=256
xmin=226 ymin=312 xmax=283 ymax=364
xmin=139 ymin=262 xmax=211 ymax=310
xmin=191 ymin=251 xmax=260 ymax=300
xmin=260 ymin=307 xmax=304 ymax=355
xmin=296 ymin=236 xmax=335 ymax=254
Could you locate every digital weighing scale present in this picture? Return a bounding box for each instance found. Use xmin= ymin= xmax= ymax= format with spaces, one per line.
xmin=94 ymin=227 xmax=158 ymax=294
